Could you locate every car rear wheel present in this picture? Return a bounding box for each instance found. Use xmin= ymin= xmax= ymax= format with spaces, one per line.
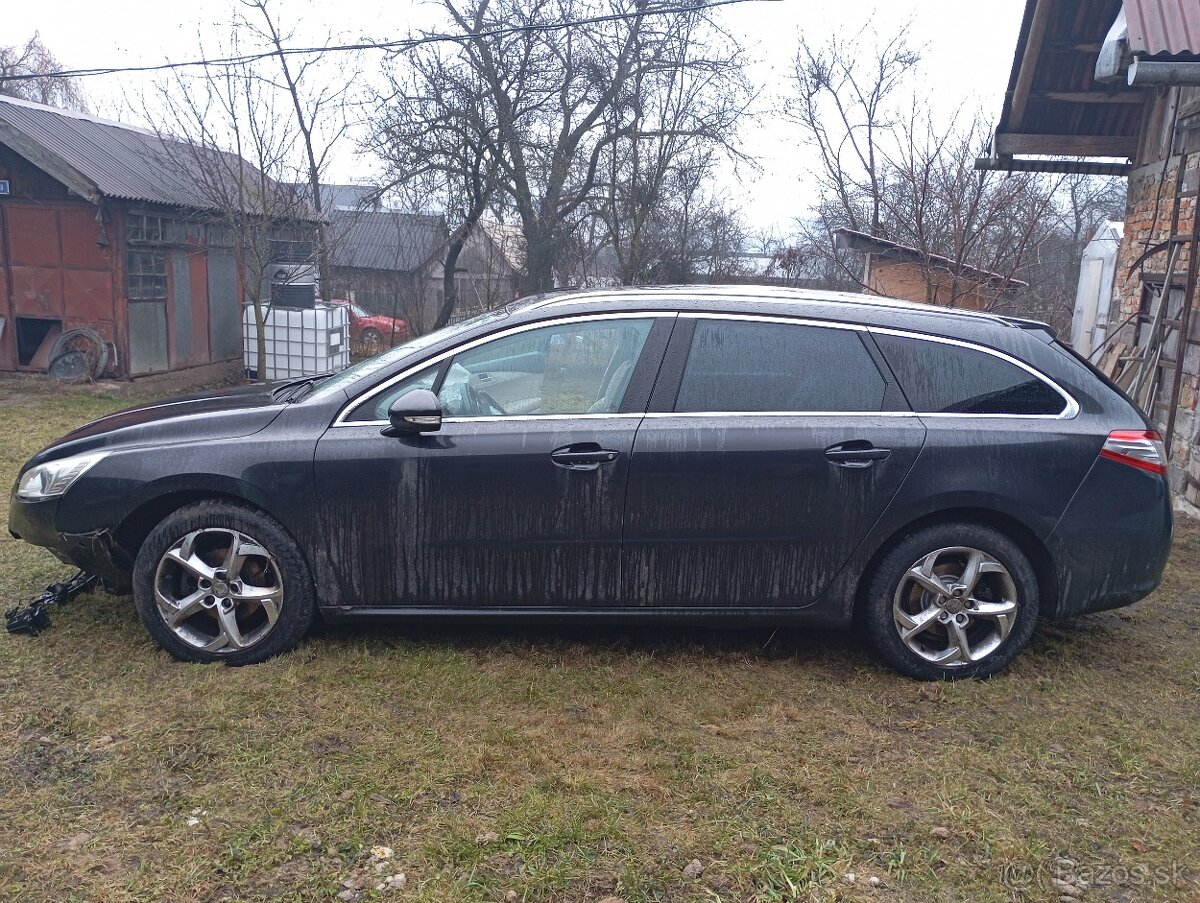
xmin=133 ymin=500 xmax=315 ymax=664
xmin=862 ymin=523 xmax=1039 ymax=679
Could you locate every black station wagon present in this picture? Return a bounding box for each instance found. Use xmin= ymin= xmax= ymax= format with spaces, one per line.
xmin=10 ymin=286 xmax=1173 ymax=679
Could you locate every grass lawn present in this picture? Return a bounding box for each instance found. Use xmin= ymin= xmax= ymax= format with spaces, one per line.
xmin=1 ymin=386 xmax=1199 ymax=903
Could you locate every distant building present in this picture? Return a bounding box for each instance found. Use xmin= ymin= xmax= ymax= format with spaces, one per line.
xmin=832 ymin=228 xmax=1027 ymax=310
xmin=327 ymin=209 xmax=445 ymax=331
xmin=294 ymin=182 xmax=382 ymax=213
xmin=328 ymin=207 xmax=519 ymax=331
xmin=0 ymin=94 xmax=311 ymax=379
xmin=1070 ymin=220 xmax=1124 ymax=357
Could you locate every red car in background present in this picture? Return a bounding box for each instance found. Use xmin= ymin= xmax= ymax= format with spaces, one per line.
xmin=331 ymin=299 xmax=410 ymax=348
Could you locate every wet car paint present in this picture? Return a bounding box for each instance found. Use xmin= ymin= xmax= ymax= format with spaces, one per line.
xmin=9 ymin=286 xmax=1173 ymax=629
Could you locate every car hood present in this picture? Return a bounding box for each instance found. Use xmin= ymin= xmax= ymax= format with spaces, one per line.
xmin=30 ymin=383 xmax=289 ymax=464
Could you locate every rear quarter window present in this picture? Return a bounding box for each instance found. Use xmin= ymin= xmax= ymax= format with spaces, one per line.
xmin=873 ymin=332 xmax=1067 ymax=416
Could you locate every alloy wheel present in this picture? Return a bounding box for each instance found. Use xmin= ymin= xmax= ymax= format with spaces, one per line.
xmin=153 ymin=527 xmax=285 ymax=653
xmin=892 ymin=546 xmax=1019 ymax=668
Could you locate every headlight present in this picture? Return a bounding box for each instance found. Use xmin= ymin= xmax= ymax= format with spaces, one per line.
xmin=16 ymin=451 xmax=110 ymax=501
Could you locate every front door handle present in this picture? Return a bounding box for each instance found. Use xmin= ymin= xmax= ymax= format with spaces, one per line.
xmin=824 ymin=441 xmax=891 ymax=468
xmin=550 ymin=444 xmax=620 ymax=470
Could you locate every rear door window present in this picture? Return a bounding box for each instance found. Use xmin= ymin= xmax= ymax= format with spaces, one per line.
xmin=674 ymin=319 xmax=887 ymax=413
xmin=873 ymin=332 xmax=1067 ymax=415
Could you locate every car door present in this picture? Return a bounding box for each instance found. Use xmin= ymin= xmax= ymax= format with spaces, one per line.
xmin=313 ymin=313 xmax=674 ymax=609
xmin=622 ymin=313 xmax=927 ymax=608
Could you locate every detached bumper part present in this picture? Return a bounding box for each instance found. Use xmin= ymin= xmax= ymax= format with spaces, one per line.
xmin=5 ymin=570 xmax=97 ymax=635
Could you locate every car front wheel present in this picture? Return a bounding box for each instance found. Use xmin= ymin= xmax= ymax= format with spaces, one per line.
xmin=862 ymin=523 xmax=1039 ymax=679
xmin=133 ymin=500 xmax=315 ymax=664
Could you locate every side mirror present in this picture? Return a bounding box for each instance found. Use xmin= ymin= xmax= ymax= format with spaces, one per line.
xmin=383 ymin=388 xmax=442 ymax=436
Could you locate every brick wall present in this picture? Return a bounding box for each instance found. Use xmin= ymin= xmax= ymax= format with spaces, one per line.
xmin=868 ymin=259 xmax=990 ymax=310
xmin=1114 ymin=152 xmax=1200 ymax=500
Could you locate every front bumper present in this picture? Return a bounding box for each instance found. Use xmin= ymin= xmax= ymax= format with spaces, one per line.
xmin=8 ymin=491 xmax=132 ymax=591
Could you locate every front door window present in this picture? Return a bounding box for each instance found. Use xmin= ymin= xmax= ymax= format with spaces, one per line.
xmin=437 ymin=318 xmax=654 ymax=418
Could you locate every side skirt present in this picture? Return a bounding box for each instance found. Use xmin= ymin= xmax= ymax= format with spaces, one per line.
xmin=319 ymin=605 xmax=849 ymax=629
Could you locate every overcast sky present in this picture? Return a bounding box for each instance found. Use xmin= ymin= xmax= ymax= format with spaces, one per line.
xmin=9 ymin=0 xmax=1027 ymax=235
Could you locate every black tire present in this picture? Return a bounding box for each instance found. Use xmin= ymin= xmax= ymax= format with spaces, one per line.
xmin=133 ymin=500 xmax=316 ymax=665
xmin=360 ymin=328 xmax=383 ymax=346
xmin=862 ymin=522 xmax=1039 ymax=680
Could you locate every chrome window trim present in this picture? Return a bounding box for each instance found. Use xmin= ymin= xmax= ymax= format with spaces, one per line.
xmin=333 ymin=308 xmax=1078 ymax=426
xmin=641 ymin=411 xmax=1068 ymax=420
xmin=444 ymin=413 xmax=646 ymax=424
xmin=642 ymin=411 xmax=918 ymax=419
xmin=333 ymin=311 xmax=675 ymax=427
xmin=680 ymin=311 xmax=867 ymax=331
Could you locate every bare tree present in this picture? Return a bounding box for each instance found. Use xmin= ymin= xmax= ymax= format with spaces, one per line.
xmin=239 ymin=0 xmax=356 ymax=303
xmin=609 ymin=149 xmax=752 ymax=287
xmin=371 ymin=43 xmax=501 ymax=330
xmin=780 ymin=28 xmax=1089 ymax=315
xmin=874 ymin=112 xmax=1062 ymax=308
xmin=437 ymin=0 xmax=750 ymax=295
xmin=786 ymin=26 xmax=920 ymax=245
xmin=1011 ymin=174 xmax=1127 ymax=332
xmin=593 ymin=10 xmax=750 ymax=285
xmin=145 ymin=38 xmax=314 ymax=380
xmin=0 ymin=33 xmax=86 ymax=110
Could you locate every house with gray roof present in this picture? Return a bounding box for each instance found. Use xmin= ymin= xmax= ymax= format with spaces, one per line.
xmin=0 ymin=94 xmax=311 ymax=379
xmin=328 ymin=207 xmax=519 ymax=332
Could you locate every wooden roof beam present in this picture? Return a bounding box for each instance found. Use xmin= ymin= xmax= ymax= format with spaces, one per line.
xmin=1034 ymin=90 xmax=1145 ymax=104
xmin=975 ymin=155 xmax=1132 ymax=176
xmin=0 ymin=119 xmax=102 ymax=204
xmin=994 ymin=132 xmax=1138 ymax=156
xmin=1009 ymin=0 xmax=1055 ymax=130
xmin=1040 ymin=40 xmax=1104 ymax=53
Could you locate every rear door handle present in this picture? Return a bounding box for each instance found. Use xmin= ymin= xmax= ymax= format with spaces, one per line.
xmin=550 ymin=444 xmax=620 ymax=470
xmin=824 ymin=442 xmax=891 ymax=468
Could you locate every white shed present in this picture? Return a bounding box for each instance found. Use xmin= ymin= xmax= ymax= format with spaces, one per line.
xmin=1070 ymin=221 xmax=1124 ymax=357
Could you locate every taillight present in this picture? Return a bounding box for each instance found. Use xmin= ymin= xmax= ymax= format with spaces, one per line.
xmin=1100 ymin=430 xmax=1168 ymax=476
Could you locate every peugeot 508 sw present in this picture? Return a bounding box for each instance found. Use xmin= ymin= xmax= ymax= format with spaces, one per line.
xmin=10 ymin=286 xmax=1173 ymax=679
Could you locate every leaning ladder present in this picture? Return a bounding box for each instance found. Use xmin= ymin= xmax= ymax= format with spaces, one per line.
xmin=1124 ymin=142 xmax=1200 ymax=456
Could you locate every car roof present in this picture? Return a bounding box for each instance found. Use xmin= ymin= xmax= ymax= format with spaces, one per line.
xmin=509 ymin=284 xmax=1051 ymax=340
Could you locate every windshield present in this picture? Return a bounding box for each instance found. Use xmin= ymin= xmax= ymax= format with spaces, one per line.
xmin=308 ymin=307 xmax=511 ymax=400
xmin=350 ymin=304 xmax=369 ymax=318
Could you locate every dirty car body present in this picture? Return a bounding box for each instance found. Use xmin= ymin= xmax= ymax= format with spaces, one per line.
xmin=9 ymin=287 xmax=1173 ymax=678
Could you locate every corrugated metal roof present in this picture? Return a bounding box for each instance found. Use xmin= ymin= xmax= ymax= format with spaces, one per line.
xmin=0 ymin=94 xmax=290 ymax=213
xmin=992 ymin=0 xmax=1143 ymax=155
xmin=1124 ymin=0 xmax=1200 ymax=57
xmin=329 ymin=210 xmax=446 ymax=273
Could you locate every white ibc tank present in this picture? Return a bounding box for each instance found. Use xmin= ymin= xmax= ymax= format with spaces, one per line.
xmin=243 ymin=303 xmax=350 ymax=380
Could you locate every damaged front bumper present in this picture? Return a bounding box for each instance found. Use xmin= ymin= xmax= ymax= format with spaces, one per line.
xmin=8 ymin=493 xmax=132 ymax=592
